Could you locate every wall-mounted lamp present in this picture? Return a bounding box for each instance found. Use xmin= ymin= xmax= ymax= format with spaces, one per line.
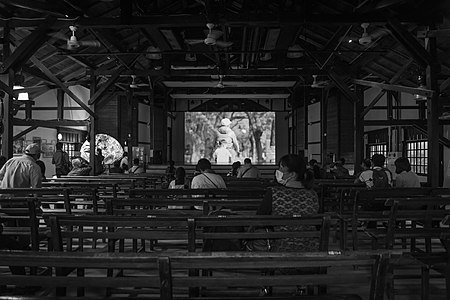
xmin=13 ymin=85 xmax=29 ymax=101
xmin=414 ymin=75 xmax=428 ymax=102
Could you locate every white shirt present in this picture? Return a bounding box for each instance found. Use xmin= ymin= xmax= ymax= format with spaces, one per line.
xmin=0 ymin=154 xmax=42 ymax=189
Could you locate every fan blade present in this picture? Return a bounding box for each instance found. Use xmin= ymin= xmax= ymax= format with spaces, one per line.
xmin=209 ymin=30 xmax=223 ymax=39
xmin=215 ymin=40 xmax=233 ymax=48
xmin=78 ymin=40 xmax=101 ymax=47
xmin=49 ymin=31 xmax=68 ymax=41
xmin=185 ymin=39 xmax=204 ymax=45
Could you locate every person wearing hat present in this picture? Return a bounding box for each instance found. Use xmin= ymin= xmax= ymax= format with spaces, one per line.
xmin=215 ymin=118 xmax=240 ymax=162
xmin=0 ymin=143 xmax=43 ymax=189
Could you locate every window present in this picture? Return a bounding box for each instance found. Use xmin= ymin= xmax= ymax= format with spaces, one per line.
xmin=366 ymin=128 xmax=388 ymax=158
xmin=57 ymin=130 xmax=86 ymax=159
xmin=368 ymin=143 xmax=388 ymax=158
xmin=406 ymin=140 xmax=428 ymax=175
xmin=404 ymin=127 xmax=427 ymax=175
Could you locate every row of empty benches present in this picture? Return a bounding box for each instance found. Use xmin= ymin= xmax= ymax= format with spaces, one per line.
xmin=0 ymin=175 xmax=449 ymax=299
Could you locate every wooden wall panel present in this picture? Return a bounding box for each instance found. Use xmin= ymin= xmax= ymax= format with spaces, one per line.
xmin=97 ymin=96 xmax=119 ymax=139
xmin=339 ymin=96 xmax=355 ymax=163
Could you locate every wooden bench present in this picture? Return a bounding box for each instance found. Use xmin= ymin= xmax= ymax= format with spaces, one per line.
xmin=105 ymin=197 xmax=263 ymax=217
xmin=0 ymin=250 xmax=161 ymax=298
xmin=159 ymin=251 xmax=390 ymax=299
xmin=128 ymin=188 xmax=268 ymax=199
xmin=0 ymin=250 xmax=390 ymax=300
xmin=48 ymin=214 xmax=331 ymax=254
xmin=348 ymin=188 xmax=436 ymax=251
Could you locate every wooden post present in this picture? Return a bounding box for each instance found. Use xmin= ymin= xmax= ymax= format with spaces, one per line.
xmin=1 ymin=24 xmax=13 ymax=158
xmin=354 ymin=86 xmax=364 ymax=173
xmin=426 ymin=25 xmax=440 ymax=187
xmin=89 ymin=71 xmax=97 ymax=175
xmin=56 ymin=89 xmax=64 ymax=120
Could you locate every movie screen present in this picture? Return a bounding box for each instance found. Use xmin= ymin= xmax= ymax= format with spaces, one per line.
xmin=185 ymin=112 xmax=275 ymax=165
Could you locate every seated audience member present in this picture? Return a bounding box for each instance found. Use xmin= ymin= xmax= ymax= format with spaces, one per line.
xmin=67 ymin=157 xmax=92 ymax=176
xmin=129 ymin=158 xmax=145 ymax=174
xmin=35 ymin=160 xmax=47 ymax=182
xmin=355 ymin=154 xmax=392 ymax=188
xmin=120 ymin=151 xmax=129 ymax=172
xmin=394 ymin=157 xmax=420 ymax=187
xmin=331 ymin=158 xmax=351 ymax=179
xmin=165 ymin=160 xmax=176 ymax=183
xmin=168 ymin=167 xmax=191 ymax=209
xmin=308 ymin=159 xmax=322 ymax=179
xmin=237 ymin=158 xmax=261 ymax=178
xmin=191 ymin=158 xmax=226 ymax=210
xmin=257 ymin=154 xmax=319 ymax=252
xmin=109 ymin=160 xmax=124 ymax=174
xmin=227 ymin=161 xmax=241 ymax=177
xmin=191 ymin=158 xmax=226 ymax=190
xmin=354 ymin=158 xmax=372 ymax=179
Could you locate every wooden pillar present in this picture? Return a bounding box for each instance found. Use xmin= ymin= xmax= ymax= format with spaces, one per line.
xmin=127 ymin=90 xmax=138 ymax=164
xmin=354 ymin=87 xmax=364 ymax=173
xmin=57 ymin=89 xmax=64 ymax=120
xmin=320 ymin=91 xmax=328 ymax=164
xmin=426 ymin=25 xmax=440 ymax=187
xmin=1 ymin=24 xmax=13 ymax=158
xmin=89 ymin=71 xmax=97 ymax=175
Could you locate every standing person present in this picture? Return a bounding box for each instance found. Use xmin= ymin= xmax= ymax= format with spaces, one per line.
xmin=52 ymin=142 xmax=70 ymax=177
xmin=237 ymin=158 xmax=261 ymax=178
xmin=394 ymin=157 xmax=420 ymax=187
xmin=0 ymin=143 xmax=42 ymax=189
xmin=216 ymin=118 xmax=240 ymax=161
xmin=257 ymin=154 xmax=319 ymax=252
xmin=120 ymin=151 xmax=129 ymax=172
xmin=213 ymin=140 xmax=232 ymax=164
xmin=95 ymin=148 xmax=105 ymax=175
xmin=355 ymin=154 xmax=392 ymax=188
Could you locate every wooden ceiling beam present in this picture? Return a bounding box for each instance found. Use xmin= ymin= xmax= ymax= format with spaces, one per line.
xmin=0 ymin=12 xmax=441 ymax=29
xmin=88 ymin=66 xmax=125 ymax=105
xmin=386 ymin=18 xmax=435 ymax=68
xmin=13 ymin=125 xmax=37 ymax=140
xmin=74 ymin=13 xmax=441 ymax=28
xmin=353 ymin=79 xmax=434 ymax=97
xmin=0 ymin=0 xmax=77 ymax=18
xmin=13 ymin=118 xmax=89 ymax=127
xmin=29 ymin=56 xmax=96 ymax=117
xmin=170 ymin=93 xmax=290 ymax=99
xmin=92 ymin=67 xmax=322 ymax=77
xmin=0 ymin=16 xmax=56 ymax=74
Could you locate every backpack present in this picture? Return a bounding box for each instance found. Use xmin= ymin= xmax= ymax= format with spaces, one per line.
xmin=371 ymin=168 xmax=390 ymax=188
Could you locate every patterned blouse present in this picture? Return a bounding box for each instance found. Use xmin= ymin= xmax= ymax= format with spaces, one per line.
xmin=257 ymin=185 xmax=319 ymax=252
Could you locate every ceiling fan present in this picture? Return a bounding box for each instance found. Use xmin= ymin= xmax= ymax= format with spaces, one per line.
xmin=344 ymin=23 xmax=390 ymax=47
xmin=63 ymin=26 xmax=101 ymax=50
xmin=185 ymin=23 xmax=233 ymax=48
xmin=310 ymin=75 xmax=330 ymax=88
xmin=129 ymin=75 xmax=150 ymax=89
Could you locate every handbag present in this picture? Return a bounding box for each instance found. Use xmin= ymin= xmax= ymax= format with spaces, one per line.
xmin=244 ymin=227 xmax=273 ymax=252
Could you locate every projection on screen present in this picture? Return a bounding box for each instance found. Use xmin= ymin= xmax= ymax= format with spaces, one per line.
xmin=185 ymin=112 xmax=275 ymax=165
